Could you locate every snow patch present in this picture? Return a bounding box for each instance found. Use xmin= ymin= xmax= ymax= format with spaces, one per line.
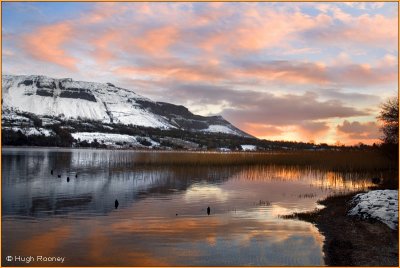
xmin=71 ymin=132 xmax=159 ymax=148
xmin=348 ymin=190 xmax=398 ymax=230
xmin=217 ymin=147 xmax=231 ymax=152
xmin=241 ymin=145 xmax=257 ymax=151
xmin=205 ymin=125 xmax=238 ymax=135
xmin=42 ymin=117 xmax=61 ymax=126
xmin=4 ymin=127 xmax=55 ymax=136
xmin=72 ymin=132 xmax=137 ymax=146
xmin=2 ymin=113 xmax=30 ymax=122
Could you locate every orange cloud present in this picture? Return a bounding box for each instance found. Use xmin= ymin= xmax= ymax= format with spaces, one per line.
xmin=243 ymin=122 xmax=331 ymax=144
xmin=91 ymin=31 xmax=119 ymax=64
xmin=114 ymin=61 xmax=226 ymax=82
xmin=23 ymin=22 xmax=78 ymax=71
xmin=237 ymin=11 xmax=316 ymax=51
xmin=242 ymin=123 xmax=285 ymax=137
xmin=199 ymin=33 xmax=226 ymax=52
xmin=307 ymin=14 xmax=397 ymax=50
xmin=337 ymin=120 xmax=380 ymax=143
xmin=332 ymin=64 xmax=397 ymax=86
xmin=129 ymin=26 xmax=180 ymax=56
xmin=81 ymin=2 xmax=127 ymax=24
xmin=230 ymin=60 xmax=396 ymax=86
xmin=296 ymin=121 xmax=331 ymax=141
xmin=200 ymin=10 xmax=330 ymax=53
xmin=235 ymin=61 xmax=329 ymax=85
xmin=350 ymin=15 xmax=396 ymax=44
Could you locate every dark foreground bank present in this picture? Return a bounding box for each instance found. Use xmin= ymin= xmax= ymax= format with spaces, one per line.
xmin=286 ymin=192 xmax=399 ymax=266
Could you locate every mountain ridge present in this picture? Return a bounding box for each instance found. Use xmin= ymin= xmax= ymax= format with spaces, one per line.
xmin=2 ymin=74 xmax=252 ymax=138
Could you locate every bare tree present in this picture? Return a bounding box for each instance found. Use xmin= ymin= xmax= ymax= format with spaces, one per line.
xmin=378 ymin=97 xmax=399 ymax=145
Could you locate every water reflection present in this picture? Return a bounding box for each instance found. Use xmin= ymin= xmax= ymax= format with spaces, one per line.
xmin=2 ymin=148 xmax=380 ymax=266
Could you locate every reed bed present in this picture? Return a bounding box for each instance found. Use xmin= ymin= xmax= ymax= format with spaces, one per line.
xmin=129 ymin=150 xmax=393 ymax=172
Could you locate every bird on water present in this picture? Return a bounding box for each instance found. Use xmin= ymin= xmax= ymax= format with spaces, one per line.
xmin=51 ymin=169 xmax=53 ymax=175
xmin=115 ymin=199 xmax=119 ymax=209
xmin=207 ymin=206 xmax=210 ymax=215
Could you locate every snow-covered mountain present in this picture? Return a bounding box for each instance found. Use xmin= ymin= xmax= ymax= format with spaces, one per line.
xmin=2 ymin=75 xmax=251 ymax=137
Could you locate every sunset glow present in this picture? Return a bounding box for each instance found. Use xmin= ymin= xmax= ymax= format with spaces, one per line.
xmin=3 ymin=2 xmax=398 ymax=145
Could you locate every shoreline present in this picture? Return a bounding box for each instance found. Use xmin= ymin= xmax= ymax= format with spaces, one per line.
xmin=0 ymin=145 xmax=288 ymax=153
xmin=286 ymin=192 xmax=399 ymax=266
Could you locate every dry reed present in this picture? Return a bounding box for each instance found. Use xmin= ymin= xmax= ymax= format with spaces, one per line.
xmin=128 ymin=150 xmax=392 ymax=172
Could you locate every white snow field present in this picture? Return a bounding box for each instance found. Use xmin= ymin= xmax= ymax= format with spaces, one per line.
xmin=4 ymin=127 xmax=55 ymax=137
xmin=2 ymin=75 xmax=174 ymax=129
xmin=348 ymin=190 xmax=398 ymax=230
xmin=71 ymin=132 xmax=159 ymax=148
xmin=205 ymin=125 xmax=240 ymax=135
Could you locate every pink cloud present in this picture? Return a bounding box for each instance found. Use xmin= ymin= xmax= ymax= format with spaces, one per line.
xmin=114 ymin=59 xmax=227 ymax=82
xmin=307 ymin=13 xmax=397 ymax=50
xmin=15 ymin=3 xmax=397 ymax=87
xmin=241 ymin=122 xmax=331 ymax=144
xmin=81 ymin=2 xmax=127 ymax=24
xmin=295 ymin=121 xmax=331 ymax=141
xmin=129 ymin=26 xmax=180 ymax=56
xmin=200 ymin=9 xmax=331 ymax=53
xmin=90 ymin=31 xmax=119 ymax=65
xmin=231 ymin=60 xmax=397 ymax=87
xmin=242 ymin=123 xmax=285 ymax=137
xmin=22 ymin=22 xmax=78 ymax=71
xmin=337 ymin=120 xmax=381 ymax=143
xmin=329 ymin=64 xmax=397 ymax=86
xmin=344 ymin=15 xmax=397 ymax=46
xmin=235 ymin=61 xmax=329 ymax=85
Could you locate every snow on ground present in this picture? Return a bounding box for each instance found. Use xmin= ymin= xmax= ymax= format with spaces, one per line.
xmin=217 ymin=147 xmax=231 ymax=152
xmin=42 ymin=117 xmax=61 ymax=126
xmin=3 ymin=77 xmax=110 ymax=121
xmin=1 ymin=113 xmax=31 ymax=123
xmin=3 ymin=75 xmax=250 ymax=137
xmin=241 ymin=145 xmax=257 ymax=151
xmin=71 ymin=132 xmax=159 ymax=147
xmin=72 ymin=132 xmax=137 ymax=146
xmin=146 ymin=137 xmax=160 ymax=147
xmin=4 ymin=127 xmax=55 ymax=136
xmin=348 ymin=190 xmax=398 ymax=230
xmin=110 ymin=105 xmax=172 ymax=129
xmin=205 ymin=125 xmax=238 ymax=135
xmin=2 ymin=75 xmax=174 ymax=129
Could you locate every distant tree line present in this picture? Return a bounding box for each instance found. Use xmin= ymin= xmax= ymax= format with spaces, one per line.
xmin=2 ymin=110 xmax=392 ymax=152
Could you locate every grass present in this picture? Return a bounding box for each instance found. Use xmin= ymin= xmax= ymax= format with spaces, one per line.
xmin=128 ymin=150 xmax=393 ymax=172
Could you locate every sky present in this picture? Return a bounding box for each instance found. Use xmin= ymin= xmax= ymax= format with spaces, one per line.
xmin=2 ymin=2 xmax=398 ymax=145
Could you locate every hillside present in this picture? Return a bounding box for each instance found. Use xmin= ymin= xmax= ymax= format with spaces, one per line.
xmin=2 ymin=75 xmax=262 ymax=150
xmin=2 ymin=75 xmax=250 ymax=136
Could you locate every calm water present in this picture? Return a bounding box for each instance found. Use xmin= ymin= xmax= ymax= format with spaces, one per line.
xmin=2 ymin=148 xmax=377 ymax=266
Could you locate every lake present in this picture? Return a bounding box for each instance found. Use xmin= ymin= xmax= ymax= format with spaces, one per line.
xmin=2 ymin=148 xmax=378 ymax=266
